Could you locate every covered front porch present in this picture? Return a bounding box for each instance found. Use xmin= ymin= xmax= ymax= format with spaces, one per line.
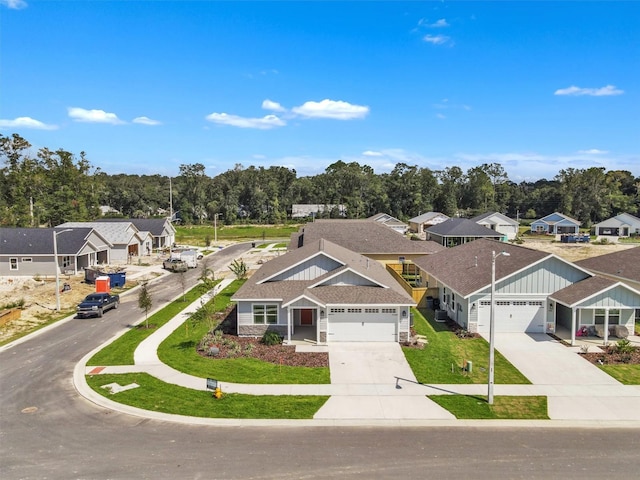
xmin=553 ymin=324 xmax=640 ymax=350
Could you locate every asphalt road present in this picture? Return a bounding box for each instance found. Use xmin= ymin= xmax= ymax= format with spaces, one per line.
xmin=2 ymin=242 xmax=640 ymax=479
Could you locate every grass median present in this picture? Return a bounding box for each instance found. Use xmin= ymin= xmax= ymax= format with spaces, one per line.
xmin=429 ymin=395 xmax=548 ymax=419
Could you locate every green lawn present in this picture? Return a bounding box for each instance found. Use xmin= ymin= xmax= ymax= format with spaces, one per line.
xmin=157 ymin=280 xmax=330 ymax=384
xmin=429 ymin=395 xmax=548 ymax=419
xmin=403 ymin=309 xmax=531 ymax=385
xmin=598 ymin=365 xmax=640 ymax=384
xmin=86 ymin=373 xmax=328 ymax=419
xmin=176 ymin=225 xmax=299 ymax=246
xmin=87 ymin=283 xmax=213 ymax=366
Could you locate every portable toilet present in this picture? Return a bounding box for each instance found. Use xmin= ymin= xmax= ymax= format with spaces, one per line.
xmin=95 ymin=276 xmax=111 ymax=293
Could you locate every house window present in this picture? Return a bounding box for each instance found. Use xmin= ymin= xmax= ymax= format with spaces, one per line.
xmin=381 ymin=308 xmax=397 ymax=314
xmin=596 ymin=309 xmax=620 ymax=325
xmin=330 ymin=308 xmax=345 ymax=314
xmin=253 ymin=304 xmax=278 ymax=324
xmin=62 ymin=256 xmax=71 ymax=268
xmin=347 ymin=308 xmax=362 ymax=314
xmin=364 ymin=308 xmax=379 ymax=314
xmin=10 ymin=258 xmax=18 ymax=270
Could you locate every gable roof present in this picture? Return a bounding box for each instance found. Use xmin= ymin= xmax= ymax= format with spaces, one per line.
xmin=0 ymin=227 xmax=98 ymax=256
xmin=575 ymin=246 xmax=640 ymax=284
xmin=58 ymin=221 xmax=142 ymax=244
xmin=409 ymin=212 xmax=449 ymax=224
xmin=97 ymin=218 xmax=175 ymax=235
xmin=471 ymin=211 xmax=519 ymax=226
xmin=534 ymin=212 xmax=581 ymax=225
xmin=368 ymin=213 xmax=408 ymax=230
xmin=233 ymin=238 xmax=414 ymax=306
xmin=291 ymin=219 xmax=445 ymax=254
xmin=426 ymin=218 xmax=504 ymax=238
xmin=549 ymin=276 xmax=619 ymax=307
xmin=593 ymin=213 xmax=640 ymax=228
xmin=413 ymin=238 xmax=554 ymax=297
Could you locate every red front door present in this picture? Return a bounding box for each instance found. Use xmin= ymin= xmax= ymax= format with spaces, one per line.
xmin=300 ymin=309 xmax=313 ymax=325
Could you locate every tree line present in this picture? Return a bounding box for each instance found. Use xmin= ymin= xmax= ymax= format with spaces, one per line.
xmin=1 ymin=133 xmax=638 ymax=228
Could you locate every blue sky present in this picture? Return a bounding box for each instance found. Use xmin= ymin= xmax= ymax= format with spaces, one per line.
xmin=1 ymin=1 xmax=638 ymax=181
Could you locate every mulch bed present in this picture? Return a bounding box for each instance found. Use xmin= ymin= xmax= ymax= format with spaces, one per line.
xmin=580 ymin=348 xmax=640 ymax=366
xmin=198 ymin=335 xmax=329 ymax=368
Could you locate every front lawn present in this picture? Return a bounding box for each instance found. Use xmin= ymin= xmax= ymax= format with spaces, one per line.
xmin=429 ymin=395 xmax=548 ymax=419
xmin=403 ymin=309 xmax=530 ymax=385
xmin=157 ymin=280 xmax=330 ymax=384
xmin=86 ymin=373 xmax=328 ymax=419
xmin=598 ymin=365 xmax=640 ymax=384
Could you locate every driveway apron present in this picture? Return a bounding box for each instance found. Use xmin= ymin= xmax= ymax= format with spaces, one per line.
xmin=313 ymin=343 xmax=455 ymax=420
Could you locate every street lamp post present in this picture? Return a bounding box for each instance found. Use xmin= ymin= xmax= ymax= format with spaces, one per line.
xmin=488 ymin=250 xmax=510 ymax=405
xmin=214 ymin=213 xmax=218 ymax=245
xmin=53 ymin=229 xmax=73 ymax=311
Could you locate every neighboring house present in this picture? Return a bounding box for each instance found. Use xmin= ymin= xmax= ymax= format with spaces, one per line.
xmin=289 ymin=219 xmax=445 ymax=265
xmin=530 ymin=212 xmax=580 ymax=235
xmin=471 ymin=212 xmax=519 ymax=241
xmin=58 ymin=221 xmax=145 ymax=263
xmin=575 ymin=247 xmax=640 ymax=292
xmin=408 ymin=212 xmax=449 ymax=236
xmin=232 ymin=238 xmax=416 ymax=343
xmin=291 ymin=204 xmax=346 ymax=219
xmin=592 ymin=213 xmax=640 ymax=238
xmin=425 ymin=218 xmax=504 ymax=247
xmin=97 ymin=218 xmax=176 ymax=250
xmin=0 ymin=227 xmax=110 ymax=277
xmin=368 ymin=213 xmax=409 ymax=235
xmin=412 ymin=239 xmax=640 ymax=343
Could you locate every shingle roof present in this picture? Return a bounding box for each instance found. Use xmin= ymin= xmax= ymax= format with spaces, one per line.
xmin=549 ymin=276 xmax=618 ymax=306
xmin=291 ymin=219 xmax=444 ymax=254
xmin=471 ymin=211 xmax=518 ymax=226
xmin=409 ymin=212 xmax=449 ymax=223
xmin=233 ymin=238 xmax=414 ymax=306
xmin=413 ymin=238 xmax=550 ymax=297
xmin=58 ymin=222 xmax=140 ymax=244
xmin=575 ymin=246 xmax=640 ymax=284
xmin=426 ymin=218 xmax=504 ymax=237
xmin=0 ymin=227 xmax=94 ymax=255
xmin=97 ymin=218 xmax=174 ymax=235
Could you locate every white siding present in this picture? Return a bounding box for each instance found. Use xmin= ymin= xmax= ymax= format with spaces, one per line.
xmin=270 ymin=255 xmax=342 ymax=281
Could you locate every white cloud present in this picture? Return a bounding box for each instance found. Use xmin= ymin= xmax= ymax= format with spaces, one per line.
xmin=554 ymin=85 xmax=624 ymax=96
xmin=423 ymin=34 xmax=451 ymax=45
xmin=291 ymin=99 xmax=369 ymax=120
xmin=430 ymin=19 xmax=449 ymax=27
xmin=362 ymin=150 xmax=383 ymax=157
xmin=0 ymin=116 xmax=57 ymax=130
xmin=133 ymin=116 xmax=162 ymax=126
xmin=436 ymin=113 xmax=446 ymax=119
xmin=578 ymin=149 xmax=608 ymax=155
xmin=205 ymin=112 xmax=286 ymax=129
xmin=262 ymin=99 xmax=286 ymax=112
xmin=1 ymin=0 xmax=28 ymax=9
xmin=68 ymin=107 xmax=124 ymax=124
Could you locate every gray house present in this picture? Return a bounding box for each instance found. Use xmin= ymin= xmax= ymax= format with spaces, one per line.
xmin=412 ymin=239 xmax=640 ymax=344
xmin=368 ymin=213 xmax=409 ymax=235
xmin=408 ymin=212 xmax=449 ymax=236
xmin=0 ymin=227 xmax=110 ymax=277
xmin=471 ymin=212 xmax=519 ymax=241
xmin=58 ymin=221 xmax=146 ymax=263
xmin=425 ymin=218 xmax=504 ymax=247
xmin=232 ymin=238 xmax=415 ymax=343
xmin=97 ymin=218 xmax=176 ymax=251
xmin=592 ymin=213 xmax=640 ymax=238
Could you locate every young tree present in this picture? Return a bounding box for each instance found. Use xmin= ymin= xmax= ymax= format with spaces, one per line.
xmin=138 ymin=282 xmax=153 ymax=329
xmin=228 ymin=258 xmax=248 ymax=279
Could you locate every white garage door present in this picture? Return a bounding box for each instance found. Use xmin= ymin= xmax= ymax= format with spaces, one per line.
xmin=477 ymin=300 xmax=545 ymax=333
xmin=328 ymin=310 xmax=398 ymax=342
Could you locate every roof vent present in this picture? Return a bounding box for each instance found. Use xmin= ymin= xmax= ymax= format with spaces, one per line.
xmin=474 ymin=256 xmax=478 ymax=267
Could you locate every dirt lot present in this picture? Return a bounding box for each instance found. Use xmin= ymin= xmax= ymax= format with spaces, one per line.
xmin=518 ymin=238 xmax=637 ymax=262
xmin=0 ymin=257 xmax=166 ymax=344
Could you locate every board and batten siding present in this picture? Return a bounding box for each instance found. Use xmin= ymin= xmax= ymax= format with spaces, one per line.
xmin=577 ymin=286 xmax=640 ymax=309
xmin=322 ymin=270 xmax=378 ymax=286
xmin=270 ymin=255 xmax=342 ymax=282
xmin=496 ymin=257 xmax=590 ymax=295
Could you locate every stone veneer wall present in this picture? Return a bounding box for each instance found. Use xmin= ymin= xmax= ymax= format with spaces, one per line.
xmin=239 ymin=325 xmax=287 ymax=337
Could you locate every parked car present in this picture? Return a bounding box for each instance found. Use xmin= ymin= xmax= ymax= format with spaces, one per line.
xmin=77 ymin=293 xmax=120 ymax=318
xmin=163 ymin=258 xmax=188 ymax=272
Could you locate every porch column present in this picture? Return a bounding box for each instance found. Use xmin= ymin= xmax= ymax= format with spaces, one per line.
xmin=571 ymin=307 xmax=576 ymax=347
xmin=286 ymin=308 xmax=291 ymax=344
xmin=603 ymin=309 xmax=609 ymax=346
xmin=316 ymin=308 xmax=321 ymax=345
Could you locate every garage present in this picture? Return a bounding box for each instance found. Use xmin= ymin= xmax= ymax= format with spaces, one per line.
xmin=477 ymin=299 xmax=546 ymax=333
xmin=327 ymin=308 xmax=398 ymax=342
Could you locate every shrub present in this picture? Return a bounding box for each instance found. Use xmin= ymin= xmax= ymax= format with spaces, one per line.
xmin=613 ymin=338 xmax=635 ymax=354
xmin=261 ymin=331 xmax=282 ymax=346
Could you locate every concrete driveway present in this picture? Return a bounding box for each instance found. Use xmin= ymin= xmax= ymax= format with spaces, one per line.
xmin=491 ymin=333 xmax=621 ymax=386
xmin=313 ymin=343 xmax=455 ymax=420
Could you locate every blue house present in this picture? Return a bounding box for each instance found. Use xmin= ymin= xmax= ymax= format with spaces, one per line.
xmin=530 ymin=212 xmax=581 ymax=235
